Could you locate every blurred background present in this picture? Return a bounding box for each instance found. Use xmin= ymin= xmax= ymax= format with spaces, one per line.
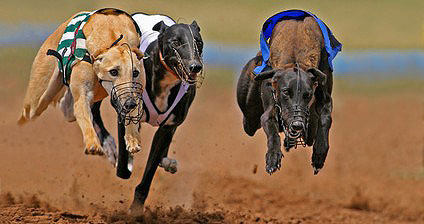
xmin=1 ymin=1 xmax=424 ymax=223
xmin=2 ymin=0 xmax=424 ymax=81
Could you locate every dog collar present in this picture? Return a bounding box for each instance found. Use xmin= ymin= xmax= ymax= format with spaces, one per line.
xmin=159 ymin=50 xmax=179 ymax=78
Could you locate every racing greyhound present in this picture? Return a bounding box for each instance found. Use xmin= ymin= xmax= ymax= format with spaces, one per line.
xmin=92 ymin=13 xmax=204 ymax=214
xmin=19 ymin=8 xmax=145 ymax=163
xmin=237 ymin=10 xmax=341 ymax=175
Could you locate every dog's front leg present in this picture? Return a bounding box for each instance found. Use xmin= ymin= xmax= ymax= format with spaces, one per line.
xmin=70 ymin=62 xmax=103 ymax=155
xmin=311 ymin=96 xmax=333 ymax=174
xmin=130 ymin=125 xmax=177 ymax=216
xmin=125 ymin=118 xmax=142 ymax=154
xmin=261 ymin=106 xmax=283 ymax=174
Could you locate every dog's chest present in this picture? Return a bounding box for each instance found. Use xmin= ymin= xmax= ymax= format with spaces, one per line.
xmin=154 ymin=73 xmax=180 ymax=112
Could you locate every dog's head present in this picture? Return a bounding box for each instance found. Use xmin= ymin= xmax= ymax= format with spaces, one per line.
xmin=153 ymin=20 xmax=204 ymax=85
xmin=92 ymin=42 xmax=145 ymax=123
xmin=255 ymin=66 xmax=326 ymax=139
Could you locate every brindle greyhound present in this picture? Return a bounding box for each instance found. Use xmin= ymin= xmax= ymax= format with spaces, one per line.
xmin=237 ymin=13 xmax=341 ymax=175
xmin=91 ymin=13 xmax=204 ymax=214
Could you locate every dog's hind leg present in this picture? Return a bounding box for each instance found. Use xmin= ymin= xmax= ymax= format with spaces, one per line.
xmin=130 ymin=125 xmax=177 ymax=216
xmin=60 ymin=88 xmax=76 ymax=122
xmin=19 ymin=17 xmax=72 ymax=125
xmin=237 ymin=56 xmax=263 ymax=136
xmin=70 ymin=61 xmax=103 ymax=155
xmin=158 ymin=143 xmax=177 ymax=174
xmin=19 ymin=54 xmax=62 ymax=124
xmin=92 ymin=100 xmax=117 ymax=165
xmin=31 ymin=66 xmax=64 ymax=119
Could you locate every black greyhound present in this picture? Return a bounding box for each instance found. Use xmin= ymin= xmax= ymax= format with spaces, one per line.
xmin=236 ymin=15 xmax=339 ymax=175
xmin=237 ymin=64 xmax=330 ymax=175
xmin=91 ymin=14 xmax=203 ymax=214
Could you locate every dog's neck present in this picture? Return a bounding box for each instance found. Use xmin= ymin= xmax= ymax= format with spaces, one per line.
xmin=145 ymin=40 xmax=181 ymax=112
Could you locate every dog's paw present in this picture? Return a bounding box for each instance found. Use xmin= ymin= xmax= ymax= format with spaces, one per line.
xmin=159 ymin=157 xmax=178 ymax=174
xmin=311 ymin=152 xmax=326 ymax=175
xmin=129 ymin=201 xmax=144 ymax=217
xmin=101 ymin=135 xmax=118 ymax=166
xmin=265 ymin=150 xmax=283 ymax=174
xmin=125 ymin=135 xmax=141 ymax=154
xmin=84 ymin=140 xmax=104 ymax=155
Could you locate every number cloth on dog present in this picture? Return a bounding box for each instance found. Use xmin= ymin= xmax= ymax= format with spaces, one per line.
xmin=53 ymin=8 xmax=142 ymax=86
xmin=56 ymin=11 xmax=96 ymax=85
xmin=132 ymin=13 xmax=176 ymax=53
xmin=253 ymin=9 xmax=342 ymax=75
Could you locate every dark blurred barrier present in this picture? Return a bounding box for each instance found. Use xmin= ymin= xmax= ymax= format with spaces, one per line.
xmin=1 ymin=23 xmax=424 ymax=76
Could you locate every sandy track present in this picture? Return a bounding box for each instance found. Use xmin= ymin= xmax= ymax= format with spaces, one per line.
xmin=1 ymin=79 xmax=423 ymax=223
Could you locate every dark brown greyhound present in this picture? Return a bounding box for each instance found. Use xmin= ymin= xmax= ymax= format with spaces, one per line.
xmin=237 ymin=12 xmax=341 ymax=175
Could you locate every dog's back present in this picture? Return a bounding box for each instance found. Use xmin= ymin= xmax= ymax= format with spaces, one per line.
xmin=84 ymin=9 xmax=141 ymax=57
xmin=269 ymin=17 xmax=324 ymax=70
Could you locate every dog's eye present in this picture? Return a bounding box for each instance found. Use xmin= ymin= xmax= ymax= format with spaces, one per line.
xmin=133 ymin=70 xmax=139 ymax=78
xmin=282 ymin=89 xmax=290 ymax=97
xmin=109 ymin=69 xmax=118 ymax=77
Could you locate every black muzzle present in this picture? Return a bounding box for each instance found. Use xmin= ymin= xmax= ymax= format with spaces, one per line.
xmin=110 ymin=81 xmax=143 ymax=125
xmin=279 ymin=104 xmax=310 ymax=149
xmin=285 ymin=104 xmax=309 ymax=138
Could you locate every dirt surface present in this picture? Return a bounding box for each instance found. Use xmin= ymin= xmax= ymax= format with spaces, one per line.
xmin=1 ymin=77 xmax=424 ymax=224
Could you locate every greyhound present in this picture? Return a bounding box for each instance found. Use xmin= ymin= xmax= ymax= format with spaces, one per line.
xmin=237 ymin=10 xmax=341 ymax=175
xmin=91 ymin=13 xmax=204 ymax=214
xmin=19 ymin=8 xmax=145 ymax=163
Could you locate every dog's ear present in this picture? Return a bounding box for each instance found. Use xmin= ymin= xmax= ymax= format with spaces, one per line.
xmin=132 ymin=47 xmax=144 ymax=60
xmin=307 ymin=67 xmax=327 ymax=86
xmin=190 ymin=20 xmax=200 ymax=32
xmin=152 ymin=21 xmax=169 ymax=33
xmin=254 ymin=69 xmax=277 ymax=81
xmin=92 ymin=55 xmax=103 ymax=64
xmin=92 ymin=55 xmax=103 ymax=72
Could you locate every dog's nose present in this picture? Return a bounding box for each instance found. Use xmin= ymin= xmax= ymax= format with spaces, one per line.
xmin=123 ymin=98 xmax=137 ymax=111
xmin=189 ymin=63 xmax=202 ymax=73
xmin=291 ymin=121 xmax=304 ymax=131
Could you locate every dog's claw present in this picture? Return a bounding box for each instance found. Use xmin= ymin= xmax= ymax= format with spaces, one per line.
xmin=159 ymin=157 xmax=178 ymax=174
xmin=265 ymin=150 xmax=283 ymax=174
xmin=84 ymin=143 xmax=104 ymax=155
xmin=126 ymin=144 xmax=141 ymax=154
xmin=313 ymin=167 xmax=321 ymax=175
xmin=125 ymin=136 xmax=141 ymax=154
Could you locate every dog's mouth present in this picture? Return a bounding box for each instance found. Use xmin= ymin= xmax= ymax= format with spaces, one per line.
xmin=109 ymin=81 xmax=144 ymax=125
xmin=279 ymin=105 xmax=310 ymax=149
xmin=282 ymin=122 xmax=308 ymax=150
xmin=185 ymin=72 xmax=200 ymax=83
xmin=170 ymin=38 xmax=204 ymax=88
